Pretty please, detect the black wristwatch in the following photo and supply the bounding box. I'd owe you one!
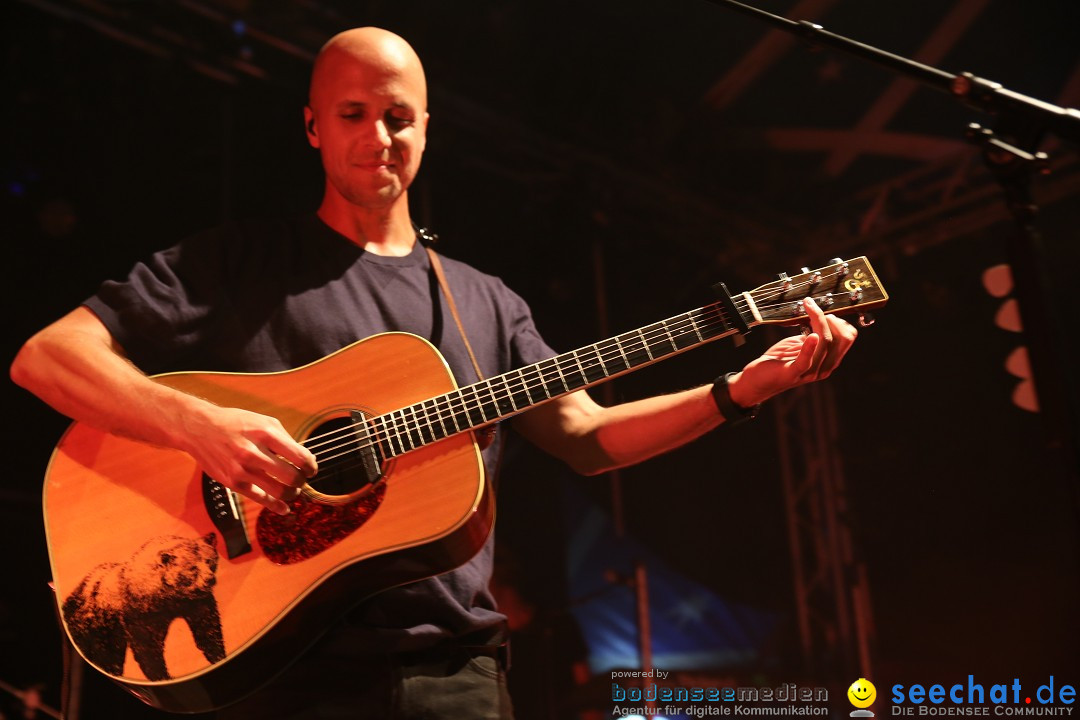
[711,372,761,425]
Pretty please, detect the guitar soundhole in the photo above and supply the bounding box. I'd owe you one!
[305,412,385,501]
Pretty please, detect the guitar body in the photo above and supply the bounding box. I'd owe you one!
[43,332,492,713]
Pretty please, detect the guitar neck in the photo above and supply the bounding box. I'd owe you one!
[372,299,743,459]
[346,255,888,461]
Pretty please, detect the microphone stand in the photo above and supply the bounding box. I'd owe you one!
[704,0,1080,480]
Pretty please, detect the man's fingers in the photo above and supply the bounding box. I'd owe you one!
[816,316,858,376]
[263,433,318,480]
[800,297,862,380]
[267,452,312,488]
[230,479,291,516]
[789,333,819,377]
[804,297,833,343]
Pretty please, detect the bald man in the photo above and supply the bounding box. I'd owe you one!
[12,28,856,719]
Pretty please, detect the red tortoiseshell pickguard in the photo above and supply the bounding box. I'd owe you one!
[256,485,387,565]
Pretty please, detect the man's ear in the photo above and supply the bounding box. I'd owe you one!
[418,111,430,153]
[304,106,319,148]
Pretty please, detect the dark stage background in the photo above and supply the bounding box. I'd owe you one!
[3,1,1080,718]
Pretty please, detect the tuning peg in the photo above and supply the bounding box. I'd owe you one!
[829,258,850,276]
[778,272,792,291]
[801,266,822,285]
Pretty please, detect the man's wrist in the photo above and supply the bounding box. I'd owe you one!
[711,372,761,424]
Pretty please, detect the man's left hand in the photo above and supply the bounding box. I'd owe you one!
[728,296,858,408]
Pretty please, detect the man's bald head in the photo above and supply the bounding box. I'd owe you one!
[310,27,427,110]
[304,27,430,217]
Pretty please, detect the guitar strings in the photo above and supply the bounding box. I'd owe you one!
[305,268,859,473]
[308,324,730,477]
[313,321,806,477]
[307,267,855,467]
[307,308,734,470]
[305,268,857,473]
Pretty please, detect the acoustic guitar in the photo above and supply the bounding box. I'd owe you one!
[43,257,887,712]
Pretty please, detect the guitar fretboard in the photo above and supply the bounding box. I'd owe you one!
[369,300,737,459]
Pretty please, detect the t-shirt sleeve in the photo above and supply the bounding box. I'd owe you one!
[83,228,236,374]
[496,279,558,369]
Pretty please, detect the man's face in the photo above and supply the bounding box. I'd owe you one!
[306,48,428,211]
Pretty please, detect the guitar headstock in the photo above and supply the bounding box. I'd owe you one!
[747,256,889,326]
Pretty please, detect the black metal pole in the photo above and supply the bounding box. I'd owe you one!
[704,0,1080,144]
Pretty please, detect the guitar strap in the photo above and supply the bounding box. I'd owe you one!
[426,246,486,384]
[424,244,498,450]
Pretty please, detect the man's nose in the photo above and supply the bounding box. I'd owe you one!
[361,119,392,149]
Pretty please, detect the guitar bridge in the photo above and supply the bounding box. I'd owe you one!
[202,475,252,559]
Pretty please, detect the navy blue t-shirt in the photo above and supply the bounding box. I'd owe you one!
[84,214,557,652]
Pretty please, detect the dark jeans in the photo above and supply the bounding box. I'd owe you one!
[217,645,514,719]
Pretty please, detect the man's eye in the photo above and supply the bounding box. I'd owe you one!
[388,115,413,128]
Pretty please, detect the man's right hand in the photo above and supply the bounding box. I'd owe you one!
[178,404,319,516]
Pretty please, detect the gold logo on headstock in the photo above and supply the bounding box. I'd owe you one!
[844,269,873,294]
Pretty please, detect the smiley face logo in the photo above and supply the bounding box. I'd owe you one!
[848,678,877,708]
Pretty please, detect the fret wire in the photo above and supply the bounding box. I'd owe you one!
[410,405,424,447]
[444,393,462,433]
[662,320,677,352]
[580,345,603,381]
[502,375,519,413]
[400,409,416,451]
[508,373,521,410]
[466,386,486,424]
[475,384,490,423]
[479,379,499,419]
[491,374,513,414]
[554,354,580,390]
[553,357,570,393]
[572,351,588,383]
[423,399,443,441]
[518,366,537,404]
[511,368,529,408]
[399,406,412,449]
[418,404,431,443]
[416,403,434,444]
[375,416,393,459]
[538,362,552,398]
[381,413,397,457]
[637,327,655,361]
[614,336,630,369]
[404,405,418,447]
[594,344,610,377]
[391,410,407,454]
[688,313,704,342]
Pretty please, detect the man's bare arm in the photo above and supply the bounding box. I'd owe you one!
[514,297,857,475]
[10,307,316,514]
